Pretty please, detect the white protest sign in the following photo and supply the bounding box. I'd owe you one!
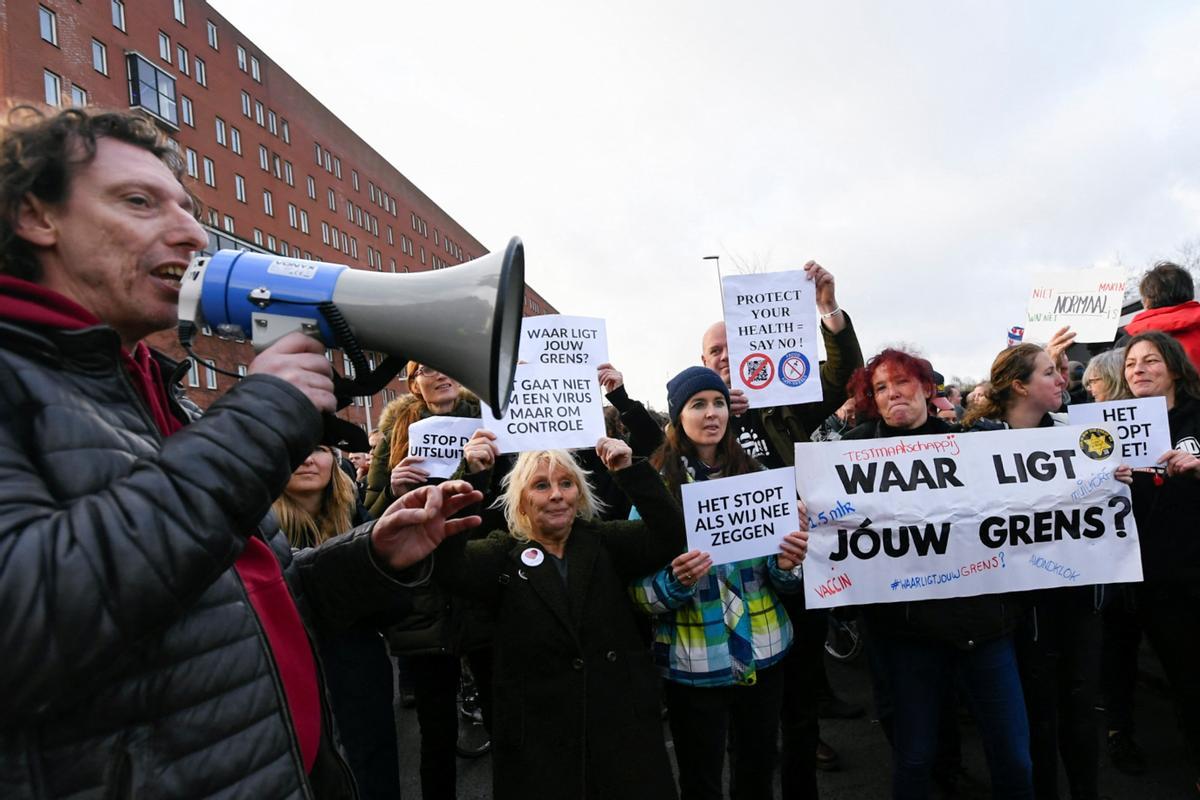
[1068,397,1172,469]
[682,468,799,566]
[406,416,481,479]
[1025,269,1126,344]
[722,270,823,409]
[518,314,609,367]
[793,426,1141,609]
[479,363,605,453]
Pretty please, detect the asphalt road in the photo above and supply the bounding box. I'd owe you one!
[394,643,1196,799]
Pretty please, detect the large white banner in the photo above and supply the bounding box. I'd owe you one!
[1068,397,1172,469]
[405,416,481,479]
[479,363,605,453]
[517,314,608,367]
[794,426,1142,608]
[722,271,823,409]
[682,468,800,567]
[1025,269,1126,344]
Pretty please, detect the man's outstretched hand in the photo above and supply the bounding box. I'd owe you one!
[371,481,483,571]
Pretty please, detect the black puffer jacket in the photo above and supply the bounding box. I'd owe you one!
[843,416,1018,649]
[0,320,416,799]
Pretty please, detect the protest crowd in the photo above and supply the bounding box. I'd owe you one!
[2,104,1200,800]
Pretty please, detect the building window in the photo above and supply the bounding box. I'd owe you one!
[158,32,171,61]
[314,142,322,165]
[127,55,178,127]
[223,215,234,234]
[236,45,246,71]
[214,116,225,146]
[230,126,241,154]
[352,170,360,191]
[299,210,309,234]
[173,0,186,25]
[287,203,297,229]
[236,364,247,377]
[327,188,335,211]
[267,234,276,251]
[272,154,281,179]
[389,258,396,272]
[254,101,263,126]
[70,85,87,107]
[324,150,331,171]
[206,208,218,226]
[333,157,341,179]
[39,6,57,45]
[43,70,61,107]
[185,147,198,178]
[206,20,218,49]
[321,221,329,245]
[250,56,261,82]
[306,175,316,199]
[202,157,215,187]
[180,95,193,126]
[258,144,268,171]
[234,174,246,202]
[176,44,189,75]
[283,161,293,186]
[281,119,290,143]
[253,228,263,245]
[241,91,251,117]
[205,361,218,390]
[91,39,108,74]
[345,200,352,221]
[187,359,199,387]
[267,110,276,135]
[194,57,206,86]
[111,0,125,32]
[262,190,273,216]
[386,225,393,245]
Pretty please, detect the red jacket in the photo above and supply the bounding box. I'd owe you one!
[1125,300,1200,370]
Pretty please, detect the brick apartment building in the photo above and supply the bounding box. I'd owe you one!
[0,0,555,432]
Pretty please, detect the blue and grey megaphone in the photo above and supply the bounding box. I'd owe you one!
[178,236,525,427]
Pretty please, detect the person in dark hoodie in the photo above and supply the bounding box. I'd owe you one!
[0,105,483,798]
[962,343,1131,800]
[843,348,1034,800]
[1120,331,1200,795]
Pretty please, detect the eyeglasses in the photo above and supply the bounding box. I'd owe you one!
[412,366,444,378]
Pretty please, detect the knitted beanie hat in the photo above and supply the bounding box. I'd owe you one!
[666,366,730,425]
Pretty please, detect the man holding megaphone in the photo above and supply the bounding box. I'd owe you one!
[0,105,501,798]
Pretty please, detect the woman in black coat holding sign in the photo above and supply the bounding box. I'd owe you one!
[432,436,683,800]
[1119,331,1200,794]
[844,348,1034,800]
[964,342,1131,800]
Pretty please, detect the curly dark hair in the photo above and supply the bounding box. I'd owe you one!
[0,104,194,280]
[1121,331,1200,404]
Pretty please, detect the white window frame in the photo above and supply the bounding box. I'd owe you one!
[230,126,241,154]
[43,70,61,107]
[254,101,264,126]
[241,91,251,117]
[222,215,234,233]
[287,203,297,229]
[158,32,171,62]
[206,20,218,49]
[202,157,215,187]
[187,359,199,387]
[185,147,198,178]
[262,189,273,217]
[281,119,290,143]
[194,57,206,86]
[180,95,194,126]
[299,210,309,234]
[205,361,218,390]
[250,56,261,82]
[39,6,57,45]
[236,45,246,71]
[176,44,189,75]
[111,0,125,32]
[306,175,316,199]
[70,85,87,107]
[258,144,269,171]
[173,0,186,25]
[92,39,108,74]
[214,116,225,146]
[234,174,246,203]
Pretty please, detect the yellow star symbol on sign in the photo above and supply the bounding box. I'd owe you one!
[1079,429,1114,459]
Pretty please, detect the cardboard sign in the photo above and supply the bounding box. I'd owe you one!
[722,270,823,409]
[405,416,481,479]
[683,468,800,566]
[518,315,608,367]
[479,363,605,453]
[1025,269,1126,344]
[1068,397,1172,469]
[794,426,1141,608]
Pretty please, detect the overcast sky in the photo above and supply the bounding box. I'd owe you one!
[212,0,1200,408]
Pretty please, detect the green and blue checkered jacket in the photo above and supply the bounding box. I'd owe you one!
[630,555,800,687]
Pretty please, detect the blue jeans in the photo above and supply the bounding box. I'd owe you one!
[873,633,1033,800]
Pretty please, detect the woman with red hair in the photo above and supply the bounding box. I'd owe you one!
[843,349,1033,799]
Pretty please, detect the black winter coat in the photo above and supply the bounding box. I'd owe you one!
[844,416,1018,649]
[1132,395,1200,583]
[0,320,417,799]
[435,460,683,800]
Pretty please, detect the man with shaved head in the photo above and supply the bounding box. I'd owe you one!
[702,261,862,800]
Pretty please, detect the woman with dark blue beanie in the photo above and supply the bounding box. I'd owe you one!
[631,365,809,800]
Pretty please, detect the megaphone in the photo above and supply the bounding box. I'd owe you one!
[178,237,525,444]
